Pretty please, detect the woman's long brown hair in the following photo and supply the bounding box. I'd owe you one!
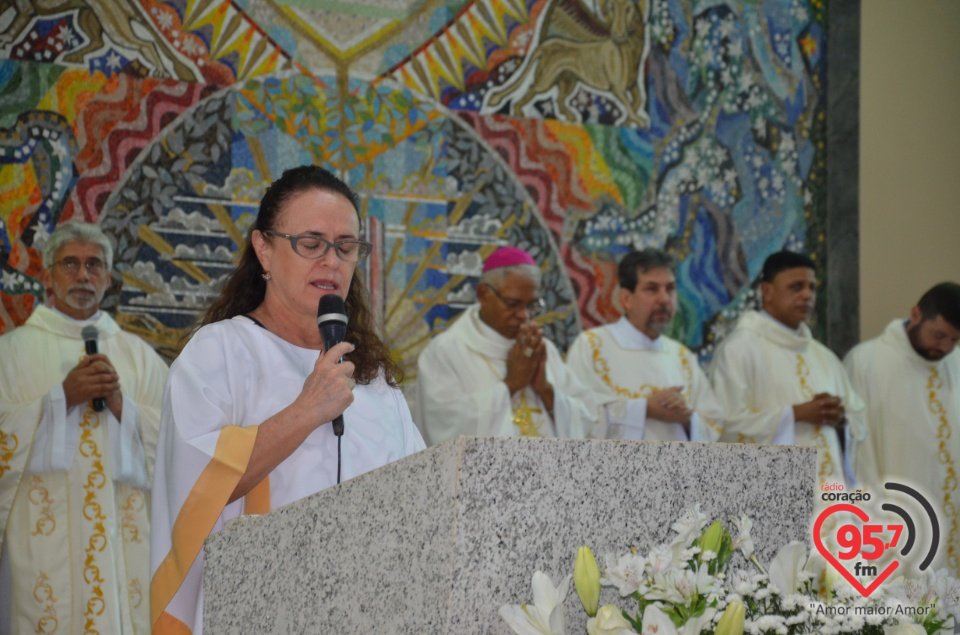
[195,165,402,387]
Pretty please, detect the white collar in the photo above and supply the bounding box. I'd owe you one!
[26,304,119,341]
[449,304,516,360]
[760,310,804,336]
[608,316,664,351]
[52,306,103,325]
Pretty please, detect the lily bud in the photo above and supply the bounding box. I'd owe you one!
[587,604,635,635]
[715,600,746,635]
[575,545,601,617]
[700,520,724,555]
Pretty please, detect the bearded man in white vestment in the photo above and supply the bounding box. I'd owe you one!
[416,246,600,446]
[150,166,425,635]
[845,282,960,574]
[566,249,722,442]
[0,221,168,635]
[710,250,866,487]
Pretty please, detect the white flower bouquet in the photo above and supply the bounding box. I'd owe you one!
[500,506,960,635]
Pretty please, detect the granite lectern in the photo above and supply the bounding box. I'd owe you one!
[203,436,816,634]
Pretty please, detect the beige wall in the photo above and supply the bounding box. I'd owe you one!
[860,0,960,340]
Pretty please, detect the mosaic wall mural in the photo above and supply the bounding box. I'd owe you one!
[0,0,828,387]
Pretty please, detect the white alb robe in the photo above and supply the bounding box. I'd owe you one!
[710,311,866,486]
[149,317,425,635]
[415,305,601,446]
[0,305,167,635]
[845,319,960,575]
[566,317,723,442]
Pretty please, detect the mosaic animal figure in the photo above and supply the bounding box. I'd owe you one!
[486,0,649,127]
[0,0,198,80]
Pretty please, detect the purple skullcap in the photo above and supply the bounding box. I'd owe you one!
[482,246,536,273]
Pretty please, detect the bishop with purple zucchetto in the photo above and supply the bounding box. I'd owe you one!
[414,246,601,445]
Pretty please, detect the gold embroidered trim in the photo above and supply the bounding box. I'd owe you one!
[28,475,56,536]
[929,367,959,572]
[0,430,18,478]
[129,578,143,610]
[33,572,59,634]
[678,348,694,402]
[122,490,146,544]
[796,354,814,400]
[586,331,652,399]
[479,354,544,436]
[586,330,689,401]
[797,354,834,480]
[512,391,544,437]
[814,427,835,480]
[79,409,107,634]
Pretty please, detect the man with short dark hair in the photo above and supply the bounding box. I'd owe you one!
[710,250,866,486]
[415,246,599,445]
[844,282,960,574]
[566,248,722,441]
[0,221,168,634]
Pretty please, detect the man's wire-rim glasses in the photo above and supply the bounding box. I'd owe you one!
[54,257,107,276]
[485,284,546,316]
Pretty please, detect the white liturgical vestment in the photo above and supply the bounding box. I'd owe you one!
[150,317,425,634]
[566,317,723,442]
[415,305,601,446]
[0,305,167,635]
[845,319,960,575]
[710,311,866,486]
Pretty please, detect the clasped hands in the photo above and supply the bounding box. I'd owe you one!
[63,353,123,419]
[793,392,846,427]
[646,386,693,431]
[505,322,554,412]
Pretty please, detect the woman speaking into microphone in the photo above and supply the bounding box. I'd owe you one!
[150,166,425,634]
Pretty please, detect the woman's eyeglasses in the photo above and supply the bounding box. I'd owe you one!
[263,230,373,263]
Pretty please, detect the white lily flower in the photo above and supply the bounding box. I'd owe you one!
[670,504,708,549]
[639,605,678,635]
[882,621,927,635]
[602,551,648,597]
[647,544,678,575]
[638,604,715,635]
[768,541,807,595]
[928,568,960,622]
[499,571,571,635]
[680,607,717,634]
[730,515,754,558]
[647,564,718,605]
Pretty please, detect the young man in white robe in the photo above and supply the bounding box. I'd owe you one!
[416,246,600,445]
[0,221,168,635]
[844,282,960,575]
[710,250,866,488]
[566,248,722,442]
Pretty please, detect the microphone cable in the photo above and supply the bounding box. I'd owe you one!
[337,435,342,484]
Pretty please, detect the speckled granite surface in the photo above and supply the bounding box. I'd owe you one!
[203,437,816,634]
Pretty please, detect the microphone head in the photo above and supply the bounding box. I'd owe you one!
[81,325,99,342]
[317,294,348,325]
[317,294,348,354]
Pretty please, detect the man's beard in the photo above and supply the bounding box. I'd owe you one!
[907,322,945,361]
[646,308,674,336]
[58,282,103,312]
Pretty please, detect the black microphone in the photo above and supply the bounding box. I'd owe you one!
[80,325,107,412]
[317,294,348,437]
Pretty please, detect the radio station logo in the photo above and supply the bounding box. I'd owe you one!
[814,481,939,597]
